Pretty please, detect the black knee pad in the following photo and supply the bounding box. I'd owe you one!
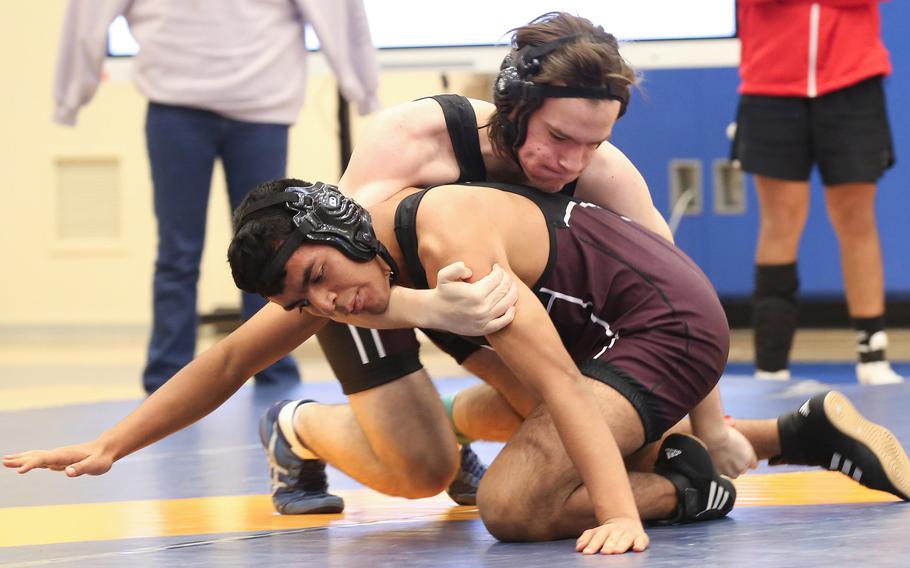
[753,264,799,372]
[754,263,799,302]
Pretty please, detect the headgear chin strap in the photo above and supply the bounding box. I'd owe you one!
[494,33,630,148]
[236,181,399,289]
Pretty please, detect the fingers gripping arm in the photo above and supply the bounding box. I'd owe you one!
[336,262,518,335]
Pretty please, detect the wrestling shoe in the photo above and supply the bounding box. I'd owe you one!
[259,400,345,514]
[755,369,791,381]
[446,444,486,506]
[653,434,736,524]
[856,361,905,385]
[771,391,910,500]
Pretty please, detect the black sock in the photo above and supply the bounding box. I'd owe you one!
[854,316,886,363]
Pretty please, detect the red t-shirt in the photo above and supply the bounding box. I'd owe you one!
[738,0,891,97]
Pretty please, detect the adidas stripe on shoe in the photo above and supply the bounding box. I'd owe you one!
[653,433,736,525]
[773,391,910,500]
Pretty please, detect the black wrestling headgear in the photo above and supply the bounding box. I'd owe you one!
[235,181,399,288]
[494,33,630,148]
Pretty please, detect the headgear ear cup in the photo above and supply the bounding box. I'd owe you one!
[493,53,524,147]
[236,182,399,290]
[516,48,542,77]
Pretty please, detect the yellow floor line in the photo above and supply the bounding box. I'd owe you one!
[0,490,475,548]
[0,471,901,548]
[735,470,899,506]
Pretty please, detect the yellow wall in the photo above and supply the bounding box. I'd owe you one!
[0,2,491,329]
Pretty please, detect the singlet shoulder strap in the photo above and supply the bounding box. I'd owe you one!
[394,182,567,295]
[393,189,432,290]
[422,95,486,182]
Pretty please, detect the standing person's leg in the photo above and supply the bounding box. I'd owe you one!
[733,94,815,380]
[825,183,901,384]
[752,177,810,378]
[143,103,218,394]
[824,184,882,317]
[815,76,902,385]
[222,118,299,386]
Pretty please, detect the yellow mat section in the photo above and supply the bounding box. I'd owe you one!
[0,490,474,548]
[735,470,899,506]
[0,471,900,548]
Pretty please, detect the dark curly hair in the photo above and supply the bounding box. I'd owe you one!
[227,178,302,297]
[487,12,638,160]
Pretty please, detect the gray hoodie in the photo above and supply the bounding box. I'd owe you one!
[54,0,381,125]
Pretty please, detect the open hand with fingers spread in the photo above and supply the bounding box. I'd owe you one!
[425,262,518,336]
[575,516,649,555]
[3,441,115,477]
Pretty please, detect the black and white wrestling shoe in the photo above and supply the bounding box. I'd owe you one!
[653,433,737,524]
[771,390,910,501]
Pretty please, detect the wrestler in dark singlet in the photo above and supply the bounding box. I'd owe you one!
[394,182,729,440]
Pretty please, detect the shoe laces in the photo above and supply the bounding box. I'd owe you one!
[291,458,330,493]
[458,446,487,483]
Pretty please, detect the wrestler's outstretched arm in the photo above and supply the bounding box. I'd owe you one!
[3,304,325,476]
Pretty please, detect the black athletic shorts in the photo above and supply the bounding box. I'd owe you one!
[315,322,486,395]
[731,75,895,185]
[316,323,424,395]
[317,319,721,446]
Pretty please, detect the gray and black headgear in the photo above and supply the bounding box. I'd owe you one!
[493,33,630,148]
[235,181,398,289]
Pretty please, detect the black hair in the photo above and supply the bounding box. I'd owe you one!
[227,178,303,297]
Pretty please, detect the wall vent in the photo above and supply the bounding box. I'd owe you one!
[55,158,121,242]
[669,159,703,216]
[713,159,746,214]
[668,159,702,235]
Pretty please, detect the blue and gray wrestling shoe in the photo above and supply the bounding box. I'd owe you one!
[446,444,487,506]
[259,400,345,514]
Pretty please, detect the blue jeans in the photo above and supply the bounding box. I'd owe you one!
[143,102,300,393]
